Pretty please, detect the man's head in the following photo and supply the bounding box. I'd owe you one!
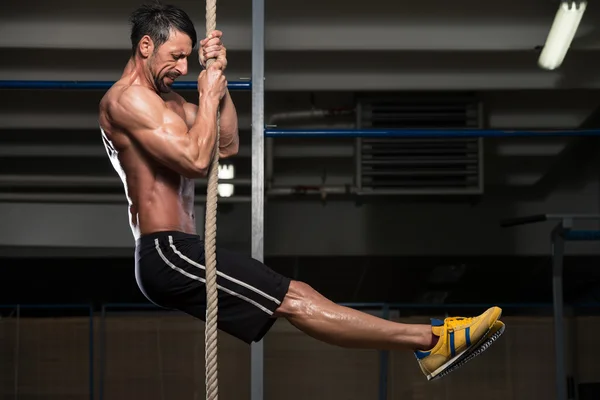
[129,1,197,93]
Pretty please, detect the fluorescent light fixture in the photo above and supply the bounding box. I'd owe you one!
[218,164,235,197]
[538,1,587,70]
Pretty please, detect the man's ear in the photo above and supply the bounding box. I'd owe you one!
[138,35,154,58]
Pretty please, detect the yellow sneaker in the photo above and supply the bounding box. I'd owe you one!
[414,306,504,381]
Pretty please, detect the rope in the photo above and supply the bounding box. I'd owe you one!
[203,0,220,399]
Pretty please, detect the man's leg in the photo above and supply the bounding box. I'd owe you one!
[272,280,504,381]
[137,234,503,380]
[274,280,437,351]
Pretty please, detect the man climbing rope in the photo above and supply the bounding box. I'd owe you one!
[98,1,505,382]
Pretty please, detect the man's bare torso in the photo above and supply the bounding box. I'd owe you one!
[98,82,197,240]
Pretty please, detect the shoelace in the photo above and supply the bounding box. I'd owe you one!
[445,316,473,328]
[446,316,469,323]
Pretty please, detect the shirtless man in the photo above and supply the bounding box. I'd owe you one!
[98,2,505,381]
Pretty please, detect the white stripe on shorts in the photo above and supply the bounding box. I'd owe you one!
[154,239,273,315]
[168,235,281,305]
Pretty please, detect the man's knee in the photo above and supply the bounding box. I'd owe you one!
[273,280,317,318]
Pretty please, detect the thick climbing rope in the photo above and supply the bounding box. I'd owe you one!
[203,0,220,399]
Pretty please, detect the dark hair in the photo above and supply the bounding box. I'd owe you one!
[129,1,197,55]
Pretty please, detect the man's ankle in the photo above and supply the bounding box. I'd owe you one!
[415,327,439,351]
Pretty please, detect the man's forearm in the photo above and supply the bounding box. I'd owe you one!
[217,90,239,153]
[188,93,220,170]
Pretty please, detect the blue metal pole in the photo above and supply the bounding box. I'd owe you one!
[89,301,600,311]
[0,304,92,309]
[264,128,600,138]
[379,305,390,400]
[0,80,251,91]
[563,230,600,241]
[552,226,568,400]
[338,302,387,309]
[89,305,94,400]
[99,305,106,400]
[102,303,161,309]
[386,302,556,309]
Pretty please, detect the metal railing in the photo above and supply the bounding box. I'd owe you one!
[0,304,94,400]
[1,301,599,400]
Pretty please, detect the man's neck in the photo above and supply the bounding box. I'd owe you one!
[121,57,159,94]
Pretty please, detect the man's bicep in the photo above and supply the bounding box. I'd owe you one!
[183,101,199,127]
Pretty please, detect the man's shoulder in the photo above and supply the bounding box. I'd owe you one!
[109,83,160,105]
[104,84,164,119]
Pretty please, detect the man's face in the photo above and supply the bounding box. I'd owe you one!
[148,30,192,93]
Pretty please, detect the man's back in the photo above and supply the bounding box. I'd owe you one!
[98,81,197,239]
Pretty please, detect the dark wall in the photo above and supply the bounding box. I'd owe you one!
[2,254,600,314]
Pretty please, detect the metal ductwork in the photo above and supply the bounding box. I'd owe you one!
[355,94,484,195]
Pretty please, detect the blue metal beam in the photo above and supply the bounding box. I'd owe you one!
[4,302,599,311]
[563,230,600,241]
[501,214,600,228]
[94,301,600,311]
[379,305,390,400]
[0,80,251,91]
[88,305,94,400]
[264,128,600,138]
[0,304,92,309]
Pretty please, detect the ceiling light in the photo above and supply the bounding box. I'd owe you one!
[538,1,587,70]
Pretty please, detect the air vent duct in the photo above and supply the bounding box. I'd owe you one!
[355,94,484,195]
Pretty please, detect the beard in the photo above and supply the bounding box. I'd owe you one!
[155,78,170,93]
[149,58,179,94]
[155,73,175,94]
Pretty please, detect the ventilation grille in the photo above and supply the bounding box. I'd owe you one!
[356,96,483,195]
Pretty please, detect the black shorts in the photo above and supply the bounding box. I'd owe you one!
[134,231,291,344]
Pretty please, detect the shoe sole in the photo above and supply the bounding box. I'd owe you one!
[427,321,505,381]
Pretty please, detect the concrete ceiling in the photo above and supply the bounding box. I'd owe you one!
[0,0,598,205]
[1,0,599,92]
